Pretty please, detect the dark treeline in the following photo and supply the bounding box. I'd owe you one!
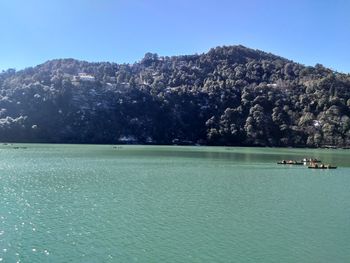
[1,45,350,146]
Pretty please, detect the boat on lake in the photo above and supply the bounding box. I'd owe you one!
[308,163,337,169]
[277,160,303,165]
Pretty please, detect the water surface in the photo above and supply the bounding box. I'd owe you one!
[0,145,349,262]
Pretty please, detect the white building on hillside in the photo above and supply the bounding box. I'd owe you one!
[78,73,95,82]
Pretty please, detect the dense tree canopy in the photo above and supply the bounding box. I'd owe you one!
[0,45,349,146]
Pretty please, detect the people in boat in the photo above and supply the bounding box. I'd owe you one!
[303,158,320,163]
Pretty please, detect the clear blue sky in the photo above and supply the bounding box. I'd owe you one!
[1,0,349,73]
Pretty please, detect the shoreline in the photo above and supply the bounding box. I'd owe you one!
[1,142,349,150]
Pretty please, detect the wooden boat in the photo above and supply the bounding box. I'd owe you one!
[277,161,303,165]
[308,165,337,169]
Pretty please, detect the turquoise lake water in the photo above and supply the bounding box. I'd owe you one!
[0,145,349,262]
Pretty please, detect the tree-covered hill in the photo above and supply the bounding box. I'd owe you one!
[1,45,350,146]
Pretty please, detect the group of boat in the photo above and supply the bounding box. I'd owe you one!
[277,158,337,169]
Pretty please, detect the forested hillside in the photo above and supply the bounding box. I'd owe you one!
[1,45,350,146]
